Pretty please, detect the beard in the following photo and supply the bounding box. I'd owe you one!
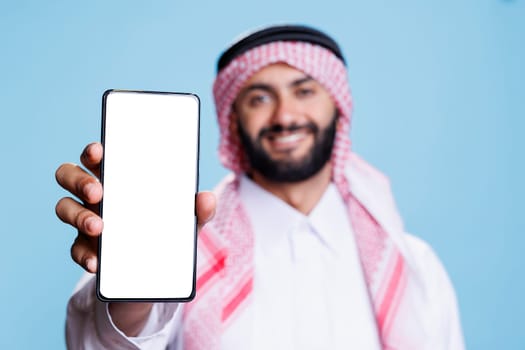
[237,113,338,183]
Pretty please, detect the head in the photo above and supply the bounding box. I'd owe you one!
[213,25,353,184]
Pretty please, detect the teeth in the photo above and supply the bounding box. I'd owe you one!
[274,133,303,144]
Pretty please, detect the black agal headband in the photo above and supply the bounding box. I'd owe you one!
[217,24,346,72]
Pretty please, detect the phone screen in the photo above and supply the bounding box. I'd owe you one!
[97,90,199,301]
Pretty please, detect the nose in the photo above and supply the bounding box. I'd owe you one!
[271,95,299,126]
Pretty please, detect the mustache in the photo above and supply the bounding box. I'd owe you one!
[258,123,318,139]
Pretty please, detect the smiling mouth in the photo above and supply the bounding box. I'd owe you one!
[268,132,306,147]
[262,124,316,152]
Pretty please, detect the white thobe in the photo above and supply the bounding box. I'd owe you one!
[220,176,381,349]
[65,176,462,349]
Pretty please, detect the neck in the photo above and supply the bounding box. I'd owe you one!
[250,163,332,215]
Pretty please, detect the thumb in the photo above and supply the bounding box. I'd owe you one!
[196,191,216,231]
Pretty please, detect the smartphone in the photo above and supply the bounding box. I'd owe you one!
[97,89,199,302]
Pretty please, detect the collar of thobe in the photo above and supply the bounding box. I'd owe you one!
[238,175,348,256]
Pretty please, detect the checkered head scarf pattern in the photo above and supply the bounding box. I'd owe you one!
[213,35,353,186]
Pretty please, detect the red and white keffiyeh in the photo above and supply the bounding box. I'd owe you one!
[181,41,428,349]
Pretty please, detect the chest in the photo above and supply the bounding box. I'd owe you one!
[220,212,381,350]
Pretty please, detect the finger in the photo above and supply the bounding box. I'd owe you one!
[196,191,216,231]
[71,234,99,273]
[56,197,103,236]
[80,142,103,179]
[55,163,103,205]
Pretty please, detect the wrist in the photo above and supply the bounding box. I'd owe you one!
[108,302,154,337]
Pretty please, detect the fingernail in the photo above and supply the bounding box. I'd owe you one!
[85,216,100,233]
[86,257,97,273]
[83,182,96,198]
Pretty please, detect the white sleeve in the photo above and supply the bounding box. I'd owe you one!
[66,273,182,350]
[405,235,466,350]
[429,248,465,350]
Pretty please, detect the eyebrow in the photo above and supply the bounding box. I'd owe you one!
[290,75,314,87]
[239,75,315,95]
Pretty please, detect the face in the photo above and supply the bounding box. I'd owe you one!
[233,63,338,182]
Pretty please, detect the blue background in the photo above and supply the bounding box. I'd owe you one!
[1,0,523,348]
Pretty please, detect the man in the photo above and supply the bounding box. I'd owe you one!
[56,25,464,349]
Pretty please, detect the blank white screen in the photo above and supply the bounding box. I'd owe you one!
[98,90,199,300]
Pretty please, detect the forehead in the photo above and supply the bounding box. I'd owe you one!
[241,63,314,87]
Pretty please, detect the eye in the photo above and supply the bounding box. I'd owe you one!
[247,93,271,107]
[295,87,316,98]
